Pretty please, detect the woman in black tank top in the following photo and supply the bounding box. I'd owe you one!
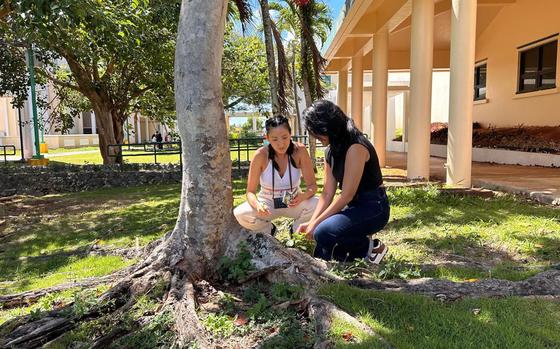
[298,100,390,263]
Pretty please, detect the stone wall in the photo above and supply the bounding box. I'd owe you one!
[0,163,247,197]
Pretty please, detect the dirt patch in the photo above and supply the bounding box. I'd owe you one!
[433,125,560,154]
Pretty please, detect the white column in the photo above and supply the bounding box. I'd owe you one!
[372,25,389,167]
[252,115,257,132]
[22,102,34,159]
[407,0,434,180]
[91,111,97,134]
[447,0,477,187]
[337,70,348,114]
[136,114,141,143]
[403,90,410,152]
[351,52,364,130]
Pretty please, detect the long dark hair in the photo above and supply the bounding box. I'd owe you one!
[265,115,296,170]
[302,99,363,158]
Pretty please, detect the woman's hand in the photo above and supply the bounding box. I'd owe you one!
[288,192,305,208]
[255,201,271,217]
[297,221,316,240]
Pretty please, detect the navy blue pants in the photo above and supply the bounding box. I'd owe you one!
[313,187,390,261]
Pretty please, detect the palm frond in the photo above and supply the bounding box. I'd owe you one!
[271,19,291,114]
[230,0,252,30]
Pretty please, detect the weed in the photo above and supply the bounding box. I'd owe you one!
[217,242,255,283]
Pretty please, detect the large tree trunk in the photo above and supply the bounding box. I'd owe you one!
[172,0,232,275]
[92,105,120,165]
[259,0,280,115]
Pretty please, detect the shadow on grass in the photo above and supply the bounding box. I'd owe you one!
[384,186,560,263]
[321,283,560,349]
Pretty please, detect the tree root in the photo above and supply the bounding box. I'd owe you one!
[0,268,133,310]
[307,297,391,348]
[348,269,560,301]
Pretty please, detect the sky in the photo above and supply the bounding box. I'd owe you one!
[323,0,345,20]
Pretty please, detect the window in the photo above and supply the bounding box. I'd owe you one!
[518,39,557,93]
[474,63,487,101]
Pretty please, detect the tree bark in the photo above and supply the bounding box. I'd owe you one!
[92,104,121,164]
[292,53,302,136]
[302,77,317,169]
[259,0,280,115]
[172,0,232,277]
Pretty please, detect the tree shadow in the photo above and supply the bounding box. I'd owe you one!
[322,284,560,349]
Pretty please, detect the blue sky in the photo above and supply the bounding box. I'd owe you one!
[323,0,345,19]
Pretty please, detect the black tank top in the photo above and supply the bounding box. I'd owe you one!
[325,136,383,194]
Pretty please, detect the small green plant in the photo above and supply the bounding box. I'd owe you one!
[217,242,255,283]
[218,293,237,314]
[202,313,235,337]
[330,259,373,280]
[113,310,175,348]
[246,294,271,320]
[68,289,99,317]
[270,282,304,303]
[375,255,422,280]
[283,231,316,253]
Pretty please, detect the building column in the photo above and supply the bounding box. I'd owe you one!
[372,25,389,167]
[91,111,97,135]
[337,70,348,114]
[447,0,477,187]
[351,51,364,130]
[407,0,434,180]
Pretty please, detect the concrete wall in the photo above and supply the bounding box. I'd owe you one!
[474,0,560,127]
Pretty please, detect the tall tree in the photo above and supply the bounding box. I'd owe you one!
[1,0,179,164]
[222,25,270,110]
[1,1,343,347]
[259,0,281,115]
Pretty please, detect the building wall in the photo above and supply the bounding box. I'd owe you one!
[474,0,560,127]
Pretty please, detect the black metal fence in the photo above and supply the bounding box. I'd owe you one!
[107,136,326,167]
[1,145,16,164]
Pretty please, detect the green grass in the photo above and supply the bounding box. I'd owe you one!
[1,173,559,337]
[383,185,560,281]
[321,283,560,349]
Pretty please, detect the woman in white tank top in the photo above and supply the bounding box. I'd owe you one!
[234,115,319,236]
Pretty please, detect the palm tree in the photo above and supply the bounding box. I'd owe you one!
[278,0,332,167]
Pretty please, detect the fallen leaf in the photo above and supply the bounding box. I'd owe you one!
[472,308,481,315]
[234,314,248,326]
[465,278,479,283]
[342,332,354,342]
[535,244,544,248]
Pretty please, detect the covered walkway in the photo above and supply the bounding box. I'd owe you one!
[386,151,560,206]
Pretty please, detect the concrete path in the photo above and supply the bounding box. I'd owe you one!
[386,152,560,206]
[2,150,98,162]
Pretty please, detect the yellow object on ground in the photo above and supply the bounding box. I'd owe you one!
[27,158,49,166]
[40,143,48,153]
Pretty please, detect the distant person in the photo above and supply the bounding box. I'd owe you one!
[298,100,390,264]
[234,115,318,236]
[155,130,163,149]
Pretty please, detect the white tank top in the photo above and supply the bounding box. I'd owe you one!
[259,158,301,200]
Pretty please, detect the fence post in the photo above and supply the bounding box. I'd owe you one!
[237,139,241,170]
[153,143,158,164]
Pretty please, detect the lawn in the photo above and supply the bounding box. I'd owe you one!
[1,174,558,347]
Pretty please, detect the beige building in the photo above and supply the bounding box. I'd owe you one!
[0,93,164,157]
[323,0,559,187]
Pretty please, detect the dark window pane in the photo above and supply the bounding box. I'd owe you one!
[479,87,486,98]
[542,41,557,71]
[521,74,537,91]
[541,71,556,88]
[479,64,487,86]
[521,48,539,74]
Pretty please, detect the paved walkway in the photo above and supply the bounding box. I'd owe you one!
[386,152,560,206]
[3,150,98,162]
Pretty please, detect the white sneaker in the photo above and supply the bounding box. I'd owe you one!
[366,238,388,265]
